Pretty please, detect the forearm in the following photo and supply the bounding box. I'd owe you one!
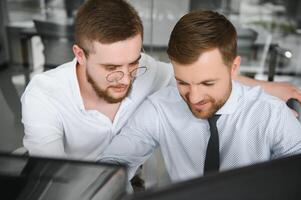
[100,133,155,178]
[233,75,268,89]
[23,127,66,158]
[99,155,141,180]
[99,123,158,180]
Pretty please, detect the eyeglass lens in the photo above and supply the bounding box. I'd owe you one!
[106,67,147,82]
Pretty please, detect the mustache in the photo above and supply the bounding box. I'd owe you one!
[184,94,215,105]
[192,99,212,105]
[108,84,128,89]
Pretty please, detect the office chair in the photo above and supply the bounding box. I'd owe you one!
[33,20,75,71]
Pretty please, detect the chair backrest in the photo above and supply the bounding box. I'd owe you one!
[33,20,75,70]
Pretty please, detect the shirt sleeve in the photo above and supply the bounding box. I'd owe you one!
[270,102,301,159]
[21,86,66,158]
[140,53,176,92]
[99,99,161,180]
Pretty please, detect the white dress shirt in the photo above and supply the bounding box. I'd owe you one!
[101,81,301,182]
[21,53,174,160]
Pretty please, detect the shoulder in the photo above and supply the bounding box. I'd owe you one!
[236,81,289,117]
[140,53,172,70]
[239,81,284,104]
[139,53,173,82]
[131,53,174,96]
[21,60,76,102]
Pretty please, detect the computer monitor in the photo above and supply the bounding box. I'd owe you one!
[0,153,127,200]
[127,154,301,200]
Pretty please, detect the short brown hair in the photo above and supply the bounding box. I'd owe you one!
[75,0,143,56]
[167,10,237,67]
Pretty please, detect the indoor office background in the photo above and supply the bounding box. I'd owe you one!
[0,0,301,186]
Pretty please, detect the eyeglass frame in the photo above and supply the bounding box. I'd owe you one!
[76,44,148,82]
[105,66,148,82]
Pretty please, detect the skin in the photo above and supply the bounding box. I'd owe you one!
[173,48,240,119]
[72,34,143,121]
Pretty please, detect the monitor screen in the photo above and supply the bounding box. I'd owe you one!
[0,153,127,200]
[127,154,301,200]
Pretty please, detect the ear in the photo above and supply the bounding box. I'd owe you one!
[230,56,241,78]
[73,44,86,66]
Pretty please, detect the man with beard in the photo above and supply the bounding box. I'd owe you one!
[21,0,175,159]
[100,10,301,183]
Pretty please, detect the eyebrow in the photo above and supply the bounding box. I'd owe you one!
[130,54,142,64]
[175,77,188,84]
[175,76,218,85]
[101,54,142,67]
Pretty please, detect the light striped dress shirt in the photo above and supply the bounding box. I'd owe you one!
[101,81,301,183]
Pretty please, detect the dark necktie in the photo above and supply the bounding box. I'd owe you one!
[204,114,221,175]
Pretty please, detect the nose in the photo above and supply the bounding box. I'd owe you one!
[188,85,205,104]
[118,68,131,85]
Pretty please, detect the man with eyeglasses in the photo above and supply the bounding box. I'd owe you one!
[22,0,301,162]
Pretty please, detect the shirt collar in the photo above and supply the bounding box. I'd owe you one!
[215,80,242,115]
[70,58,86,111]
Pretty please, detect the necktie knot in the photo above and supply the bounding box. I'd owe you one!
[208,114,221,127]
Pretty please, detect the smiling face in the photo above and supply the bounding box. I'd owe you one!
[74,34,143,103]
[173,48,240,119]
[167,11,240,118]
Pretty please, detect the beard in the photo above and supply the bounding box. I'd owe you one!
[86,72,132,104]
[182,84,231,119]
[186,96,225,119]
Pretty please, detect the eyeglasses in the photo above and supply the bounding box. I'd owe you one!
[106,66,148,82]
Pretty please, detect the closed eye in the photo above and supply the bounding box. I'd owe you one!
[177,81,189,86]
[129,62,139,68]
[202,82,215,86]
[105,65,119,71]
